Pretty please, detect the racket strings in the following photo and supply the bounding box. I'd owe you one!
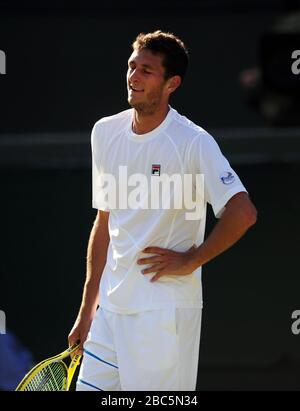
[24,361,68,391]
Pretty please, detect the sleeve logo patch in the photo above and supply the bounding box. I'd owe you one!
[220,171,235,185]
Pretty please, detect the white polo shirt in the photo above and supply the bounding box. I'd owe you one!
[92,107,247,314]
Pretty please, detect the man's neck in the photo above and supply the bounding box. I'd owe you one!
[132,105,170,135]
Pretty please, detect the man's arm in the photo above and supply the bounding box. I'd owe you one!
[68,209,110,354]
[191,191,257,268]
[137,192,257,282]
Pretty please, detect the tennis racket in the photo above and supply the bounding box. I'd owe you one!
[15,342,81,391]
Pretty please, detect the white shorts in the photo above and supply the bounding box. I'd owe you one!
[76,306,202,391]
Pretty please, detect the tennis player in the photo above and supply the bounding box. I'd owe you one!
[68,30,257,391]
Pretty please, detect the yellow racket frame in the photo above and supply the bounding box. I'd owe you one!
[15,342,81,391]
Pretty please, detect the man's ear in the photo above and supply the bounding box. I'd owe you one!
[167,75,182,94]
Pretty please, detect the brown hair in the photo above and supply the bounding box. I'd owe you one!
[132,30,189,81]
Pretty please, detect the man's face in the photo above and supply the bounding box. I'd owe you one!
[127,48,170,115]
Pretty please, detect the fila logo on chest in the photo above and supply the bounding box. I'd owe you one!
[151,164,161,176]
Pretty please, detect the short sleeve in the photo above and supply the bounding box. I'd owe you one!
[91,121,111,211]
[189,132,248,218]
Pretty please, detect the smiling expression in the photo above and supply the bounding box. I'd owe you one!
[127,48,172,115]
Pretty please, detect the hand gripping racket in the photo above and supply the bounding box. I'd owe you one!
[15,342,81,391]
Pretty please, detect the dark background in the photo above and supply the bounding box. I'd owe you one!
[1,0,300,390]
